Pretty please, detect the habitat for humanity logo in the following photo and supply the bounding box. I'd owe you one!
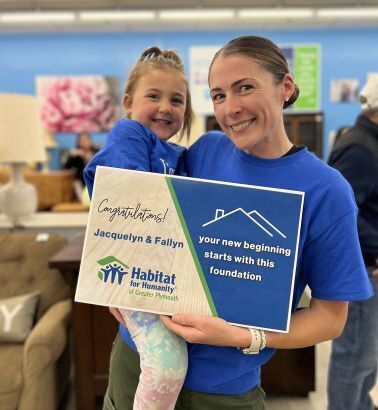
[97,256,129,285]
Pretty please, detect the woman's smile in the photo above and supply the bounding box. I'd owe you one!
[229,118,256,132]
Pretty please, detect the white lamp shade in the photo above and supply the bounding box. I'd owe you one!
[0,93,46,163]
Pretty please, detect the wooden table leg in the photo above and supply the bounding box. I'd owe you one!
[72,301,97,410]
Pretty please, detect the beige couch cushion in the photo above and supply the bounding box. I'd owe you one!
[0,344,23,410]
[0,292,40,342]
[0,233,69,320]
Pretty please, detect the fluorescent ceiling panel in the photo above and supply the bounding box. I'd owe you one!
[159,9,235,20]
[79,10,155,21]
[317,7,378,18]
[1,12,76,22]
[238,8,314,18]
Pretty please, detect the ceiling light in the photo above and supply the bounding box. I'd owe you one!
[159,9,235,20]
[1,12,76,23]
[79,10,155,21]
[317,8,378,18]
[238,8,314,19]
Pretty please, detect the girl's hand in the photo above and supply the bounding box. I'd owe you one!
[160,314,250,348]
[109,307,127,327]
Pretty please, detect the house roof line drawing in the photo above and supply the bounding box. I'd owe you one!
[202,207,286,239]
[249,210,286,239]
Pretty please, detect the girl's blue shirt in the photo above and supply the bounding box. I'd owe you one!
[84,119,185,198]
[84,118,186,367]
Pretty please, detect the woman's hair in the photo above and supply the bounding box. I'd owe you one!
[76,131,92,148]
[125,46,194,139]
[209,36,300,109]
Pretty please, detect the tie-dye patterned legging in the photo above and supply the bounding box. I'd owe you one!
[120,309,188,410]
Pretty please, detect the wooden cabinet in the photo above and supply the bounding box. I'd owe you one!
[284,113,323,158]
[206,112,323,158]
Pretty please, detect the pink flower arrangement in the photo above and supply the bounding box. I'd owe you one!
[37,76,120,132]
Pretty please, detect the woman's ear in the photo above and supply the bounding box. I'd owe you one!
[123,94,133,119]
[283,73,295,101]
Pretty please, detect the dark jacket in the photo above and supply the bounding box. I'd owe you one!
[328,114,378,266]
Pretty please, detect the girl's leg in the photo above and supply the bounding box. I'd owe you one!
[120,309,188,410]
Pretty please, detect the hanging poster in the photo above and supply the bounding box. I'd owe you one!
[330,79,359,103]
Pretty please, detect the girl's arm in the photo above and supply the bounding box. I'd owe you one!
[160,297,348,350]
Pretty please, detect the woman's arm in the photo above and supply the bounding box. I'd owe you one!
[160,297,348,350]
[265,298,348,348]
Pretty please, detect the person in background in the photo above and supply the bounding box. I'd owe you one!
[332,126,350,148]
[84,46,194,410]
[63,131,99,197]
[327,76,378,410]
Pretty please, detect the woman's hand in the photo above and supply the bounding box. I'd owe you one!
[109,307,127,327]
[160,314,250,348]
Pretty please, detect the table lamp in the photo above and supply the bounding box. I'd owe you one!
[0,93,46,226]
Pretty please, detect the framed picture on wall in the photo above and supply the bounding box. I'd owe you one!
[330,79,359,103]
[36,75,120,132]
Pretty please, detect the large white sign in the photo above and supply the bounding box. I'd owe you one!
[75,167,304,332]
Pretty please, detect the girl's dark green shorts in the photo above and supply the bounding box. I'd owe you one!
[103,333,265,410]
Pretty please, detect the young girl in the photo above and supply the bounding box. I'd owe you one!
[84,47,194,410]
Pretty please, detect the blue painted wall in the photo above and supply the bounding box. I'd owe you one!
[1,28,377,167]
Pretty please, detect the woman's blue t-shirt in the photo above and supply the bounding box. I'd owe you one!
[181,131,373,395]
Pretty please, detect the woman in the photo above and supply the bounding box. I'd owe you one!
[113,36,373,409]
[63,132,98,184]
[160,35,373,409]
[63,131,99,201]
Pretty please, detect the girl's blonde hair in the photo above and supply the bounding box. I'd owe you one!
[125,46,194,139]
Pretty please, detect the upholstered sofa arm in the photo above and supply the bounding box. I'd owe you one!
[23,299,71,379]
